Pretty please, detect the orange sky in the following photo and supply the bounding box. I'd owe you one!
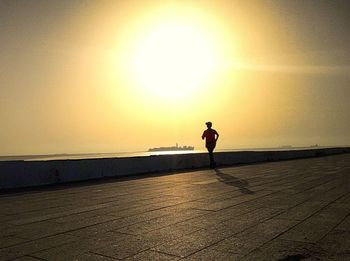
[0,0,349,155]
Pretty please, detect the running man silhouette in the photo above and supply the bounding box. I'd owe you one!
[202,121,219,168]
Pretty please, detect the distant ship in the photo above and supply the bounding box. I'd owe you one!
[148,143,194,152]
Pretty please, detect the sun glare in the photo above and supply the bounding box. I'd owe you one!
[131,21,218,101]
[114,4,234,107]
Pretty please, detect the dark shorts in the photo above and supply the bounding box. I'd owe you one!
[206,142,216,151]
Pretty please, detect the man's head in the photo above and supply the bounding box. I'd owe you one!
[205,121,212,129]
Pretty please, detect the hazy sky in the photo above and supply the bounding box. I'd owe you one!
[1,0,349,155]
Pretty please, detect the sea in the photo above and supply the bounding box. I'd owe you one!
[0,146,325,161]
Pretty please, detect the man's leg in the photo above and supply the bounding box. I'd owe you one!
[207,147,216,168]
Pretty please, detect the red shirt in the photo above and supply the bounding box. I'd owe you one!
[202,129,218,144]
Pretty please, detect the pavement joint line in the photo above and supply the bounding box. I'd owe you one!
[244,219,305,258]
[193,209,284,259]
[241,238,322,260]
[5,194,205,226]
[134,249,182,260]
[196,187,268,203]
[264,177,346,220]
[0,222,113,248]
[335,191,350,202]
[223,212,306,260]
[3,186,180,207]
[189,208,216,212]
[62,207,200,236]
[1,238,75,260]
[115,211,211,235]
[273,189,350,243]
[234,174,315,193]
[55,188,272,239]
[108,230,136,236]
[113,203,262,252]
[315,205,350,243]
[150,207,286,259]
[305,189,350,219]
[27,254,48,261]
[278,175,335,190]
[6,204,120,225]
[88,251,119,260]
[211,181,348,258]
[210,190,277,211]
[153,249,186,259]
[0,237,37,250]
[2,206,67,217]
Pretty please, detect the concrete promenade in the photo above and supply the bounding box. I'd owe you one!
[0,153,349,260]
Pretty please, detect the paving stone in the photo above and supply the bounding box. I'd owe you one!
[12,216,118,240]
[0,236,28,249]
[277,200,328,221]
[336,215,350,231]
[221,207,283,233]
[278,216,336,243]
[111,203,173,218]
[11,256,43,261]
[72,252,118,260]
[318,229,350,260]
[140,222,202,246]
[182,247,239,261]
[315,202,350,221]
[240,239,328,261]
[176,204,259,229]
[66,219,133,238]
[310,187,350,203]
[236,218,299,238]
[31,241,89,261]
[116,209,209,235]
[124,250,179,261]
[278,202,350,243]
[209,218,299,257]
[50,211,108,224]
[91,236,153,259]
[31,232,132,260]
[6,203,117,225]
[210,235,271,257]
[0,223,27,238]
[190,189,275,211]
[0,154,349,260]
[152,225,236,258]
[0,234,78,260]
[335,192,350,204]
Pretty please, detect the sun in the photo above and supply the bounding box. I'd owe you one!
[131,21,218,101]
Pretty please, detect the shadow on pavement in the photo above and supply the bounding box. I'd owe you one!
[214,168,255,194]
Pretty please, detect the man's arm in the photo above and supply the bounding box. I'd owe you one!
[202,131,205,140]
[215,131,219,141]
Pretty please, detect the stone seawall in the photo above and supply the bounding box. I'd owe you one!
[1,148,349,189]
